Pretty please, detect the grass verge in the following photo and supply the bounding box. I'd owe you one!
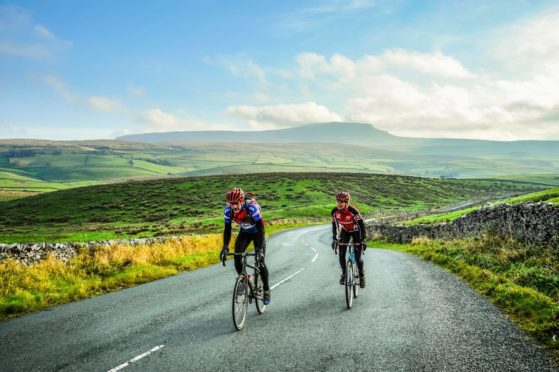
[370,235,558,358]
[0,221,320,320]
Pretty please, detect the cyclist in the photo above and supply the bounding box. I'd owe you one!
[331,191,367,288]
[220,188,271,305]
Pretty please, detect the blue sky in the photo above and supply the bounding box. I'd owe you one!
[1,0,559,140]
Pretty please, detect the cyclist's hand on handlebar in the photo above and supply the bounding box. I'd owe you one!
[362,241,368,251]
[331,239,338,254]
[220,246,229,266]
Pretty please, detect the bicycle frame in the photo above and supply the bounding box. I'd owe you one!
[230,252,263,301]
[336,239,361,309]
[224,252,266,330]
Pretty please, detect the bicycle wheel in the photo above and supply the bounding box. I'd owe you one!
[232,275,248,330]
[353,267,359,299]
[254,272,267,314]
[345,261,353,309]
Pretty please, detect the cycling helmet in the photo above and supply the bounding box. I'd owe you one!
[226,188,245,203]
[336,191,350,202]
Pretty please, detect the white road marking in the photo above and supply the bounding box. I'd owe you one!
[270,269,304,290]
[311,253,319,262]
[108,345,165,372]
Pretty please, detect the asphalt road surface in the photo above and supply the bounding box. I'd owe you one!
[0,225,556,371]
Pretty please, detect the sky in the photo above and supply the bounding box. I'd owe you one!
[1,0,559,141]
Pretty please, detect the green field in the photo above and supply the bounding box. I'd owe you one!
[2,140,559,200]
[407,187,559,225]
[0,172,543,243]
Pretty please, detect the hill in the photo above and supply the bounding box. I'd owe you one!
[117,122,559,159]
[2,122,559,200]
[116,122,397,145]
[0,172,542,243]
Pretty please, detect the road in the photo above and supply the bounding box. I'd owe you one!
[0,225,556,371]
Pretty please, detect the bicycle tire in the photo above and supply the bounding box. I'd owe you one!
[232,275,248,330]
[353,268,359,299]
[345,261,353,309]
[254,272,267,314]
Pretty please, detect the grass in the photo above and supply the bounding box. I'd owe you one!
[0,172,542,243]
[0,234,221,319]
[3,140,559,195]
[0,221,319,320]
[370,235,559,356]
[407,187,559,225]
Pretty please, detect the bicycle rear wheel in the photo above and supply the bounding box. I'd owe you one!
[254,272,267,314]
[232,275,248,330]
[345,261,353,309]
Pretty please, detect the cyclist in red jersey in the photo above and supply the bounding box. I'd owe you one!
[331,191,367,288]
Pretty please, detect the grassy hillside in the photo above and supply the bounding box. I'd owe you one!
[3,136,559,200]
[0,172,541,243]
[407,187,559,225]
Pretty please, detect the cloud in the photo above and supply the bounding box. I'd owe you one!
[295,50,473,82]
[206,55,268,85]
[227,21,556,140]
[0,5,71,59]
[41,75,75,102]
[139,108,226,132]
[87,96,126,113]
[0,121,28,137]
[379,49,474,79]
[225,102,343,130]
[491,8,559,75]
[129,85,146,97]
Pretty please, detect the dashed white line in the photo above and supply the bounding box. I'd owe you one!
[311,253,319,263]
[270,269,304,290]
[108,345,165,372]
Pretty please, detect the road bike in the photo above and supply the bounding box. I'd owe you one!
[334,240,360,309]
[222,252,266,330]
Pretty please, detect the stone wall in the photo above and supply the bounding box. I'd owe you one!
[0,236,179,265]
[3,202,558,265]
[366,203,559,247]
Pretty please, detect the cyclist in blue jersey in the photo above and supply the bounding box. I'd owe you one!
[220,188,271,305]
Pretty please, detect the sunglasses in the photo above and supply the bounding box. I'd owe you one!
[336,199,348,203]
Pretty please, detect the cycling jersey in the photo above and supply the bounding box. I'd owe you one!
[223,200,269,292]
[224,202,262,233]
[332,205,366,277]
[331,205,365,235]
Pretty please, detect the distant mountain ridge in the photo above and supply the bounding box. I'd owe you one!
[2,122,559,189]
[116,122,396,145]
[117,122,559,158]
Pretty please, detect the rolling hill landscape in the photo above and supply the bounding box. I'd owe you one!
[2,123,559,201]
[3,2,559,368]
[0,172,542,243]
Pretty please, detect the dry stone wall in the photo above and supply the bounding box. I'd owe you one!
[366,202,559,247]
[3,202,558,265]
[0,236,179,265]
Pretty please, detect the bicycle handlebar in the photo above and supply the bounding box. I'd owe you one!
[222,252,257,267]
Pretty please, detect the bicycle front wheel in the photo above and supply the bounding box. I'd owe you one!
[232,275,248,330]
[353,267,359,299]
[254,272,267,314]
[345,261,353,309]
